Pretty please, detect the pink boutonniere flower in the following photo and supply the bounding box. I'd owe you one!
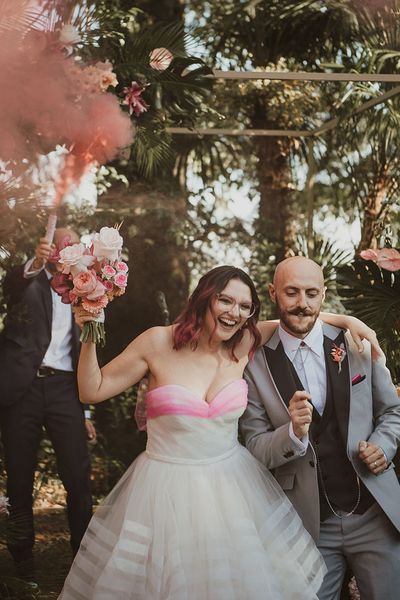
[331,342,346,373]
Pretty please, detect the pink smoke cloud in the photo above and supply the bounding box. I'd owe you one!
[0,2,134,206]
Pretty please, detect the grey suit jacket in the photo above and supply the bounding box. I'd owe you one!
[240,322,400,541]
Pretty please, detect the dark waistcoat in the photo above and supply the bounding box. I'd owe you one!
[264,331,374,521]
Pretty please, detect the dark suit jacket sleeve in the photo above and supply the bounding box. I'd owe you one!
[241,365,308,469]
[3,264,36,308]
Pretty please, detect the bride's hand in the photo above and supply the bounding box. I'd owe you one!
[73,306,97,330]
[345,316,382,360]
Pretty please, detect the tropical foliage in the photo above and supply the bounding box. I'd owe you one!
[337,258,400,381]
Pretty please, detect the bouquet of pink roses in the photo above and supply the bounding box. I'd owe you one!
[51,226,128,346]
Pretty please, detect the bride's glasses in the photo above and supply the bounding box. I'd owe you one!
[215,294,256,318]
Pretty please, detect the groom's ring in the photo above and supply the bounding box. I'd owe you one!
[374,461,378,467]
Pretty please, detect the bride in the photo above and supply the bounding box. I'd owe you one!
[59,265,376,599]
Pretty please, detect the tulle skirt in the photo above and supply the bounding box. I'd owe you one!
[59,445,325,599]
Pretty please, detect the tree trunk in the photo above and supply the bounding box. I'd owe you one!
[357,177,387,252]
[254,135,296,263]
[251,99,296,265]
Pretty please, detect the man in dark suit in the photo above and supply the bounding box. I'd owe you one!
[0,229,95,577]
[241,256,400,600]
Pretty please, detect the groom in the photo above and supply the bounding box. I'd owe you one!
[240,256,400,600]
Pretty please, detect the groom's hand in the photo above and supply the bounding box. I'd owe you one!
[359,441,388,475]
[288,391,313,439]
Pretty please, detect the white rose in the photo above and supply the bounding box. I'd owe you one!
[92,227,123,261]
[59,243,95,276]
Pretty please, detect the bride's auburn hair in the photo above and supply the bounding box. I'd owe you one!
[173,265,261,361]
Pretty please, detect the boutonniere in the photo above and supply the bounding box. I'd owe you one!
[331,342,346,373]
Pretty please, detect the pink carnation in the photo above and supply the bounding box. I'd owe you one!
[72,270,98,297]
[82,294,109,314]
[115,261,128,273]
[114,273,128,288]
[102,265,117,278]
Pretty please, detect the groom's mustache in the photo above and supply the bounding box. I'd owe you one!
[287,308,314,317]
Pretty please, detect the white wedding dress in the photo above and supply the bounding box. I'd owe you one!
[59,379,325,599]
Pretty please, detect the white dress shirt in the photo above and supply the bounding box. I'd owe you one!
[278,319,327,452]
[24,259,73,372]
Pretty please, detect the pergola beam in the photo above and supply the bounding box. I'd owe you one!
[165,127,310,137]
[211,70,400,83]
[166,85,400,138]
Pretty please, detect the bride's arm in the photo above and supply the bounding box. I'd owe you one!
[256,313,381,357]
[75,310,159,404]
[256,320,279,345]
[319,312,381,357]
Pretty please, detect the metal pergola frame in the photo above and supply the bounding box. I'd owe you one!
[165,70,400,255]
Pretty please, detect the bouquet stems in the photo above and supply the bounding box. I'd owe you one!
[80,321,106,347]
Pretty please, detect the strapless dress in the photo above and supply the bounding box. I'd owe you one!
[59,380,325,599]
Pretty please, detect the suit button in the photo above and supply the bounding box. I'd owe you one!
[314,438,319,445]
[309,460,315,468]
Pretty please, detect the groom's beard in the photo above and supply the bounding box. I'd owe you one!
[276,301,320,336]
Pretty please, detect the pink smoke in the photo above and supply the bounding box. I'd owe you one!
[0,1,133,207]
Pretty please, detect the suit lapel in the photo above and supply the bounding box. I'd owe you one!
[263,341,301,408]
[71,314,80,369]
[323,331,350,445]
[38,270,52,334]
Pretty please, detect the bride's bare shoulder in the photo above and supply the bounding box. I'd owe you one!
[127,325,173,353]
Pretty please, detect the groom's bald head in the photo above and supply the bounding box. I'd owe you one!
[269,257,326,338]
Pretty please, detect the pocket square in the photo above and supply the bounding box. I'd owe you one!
[352,373,366,386]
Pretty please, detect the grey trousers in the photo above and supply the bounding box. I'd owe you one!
[317,502,400,600]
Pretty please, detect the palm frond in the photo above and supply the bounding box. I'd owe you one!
[336,259,400,380]
[133,127,175,179]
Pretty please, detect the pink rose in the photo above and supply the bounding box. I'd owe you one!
[86,279,107,300]
[114,273,128,288]
[115,261,128,273]
[103,280,114,292]
[59,242,94,276]
[102,265,116,278]
[72,270,98,297]
[69,291,78,305]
